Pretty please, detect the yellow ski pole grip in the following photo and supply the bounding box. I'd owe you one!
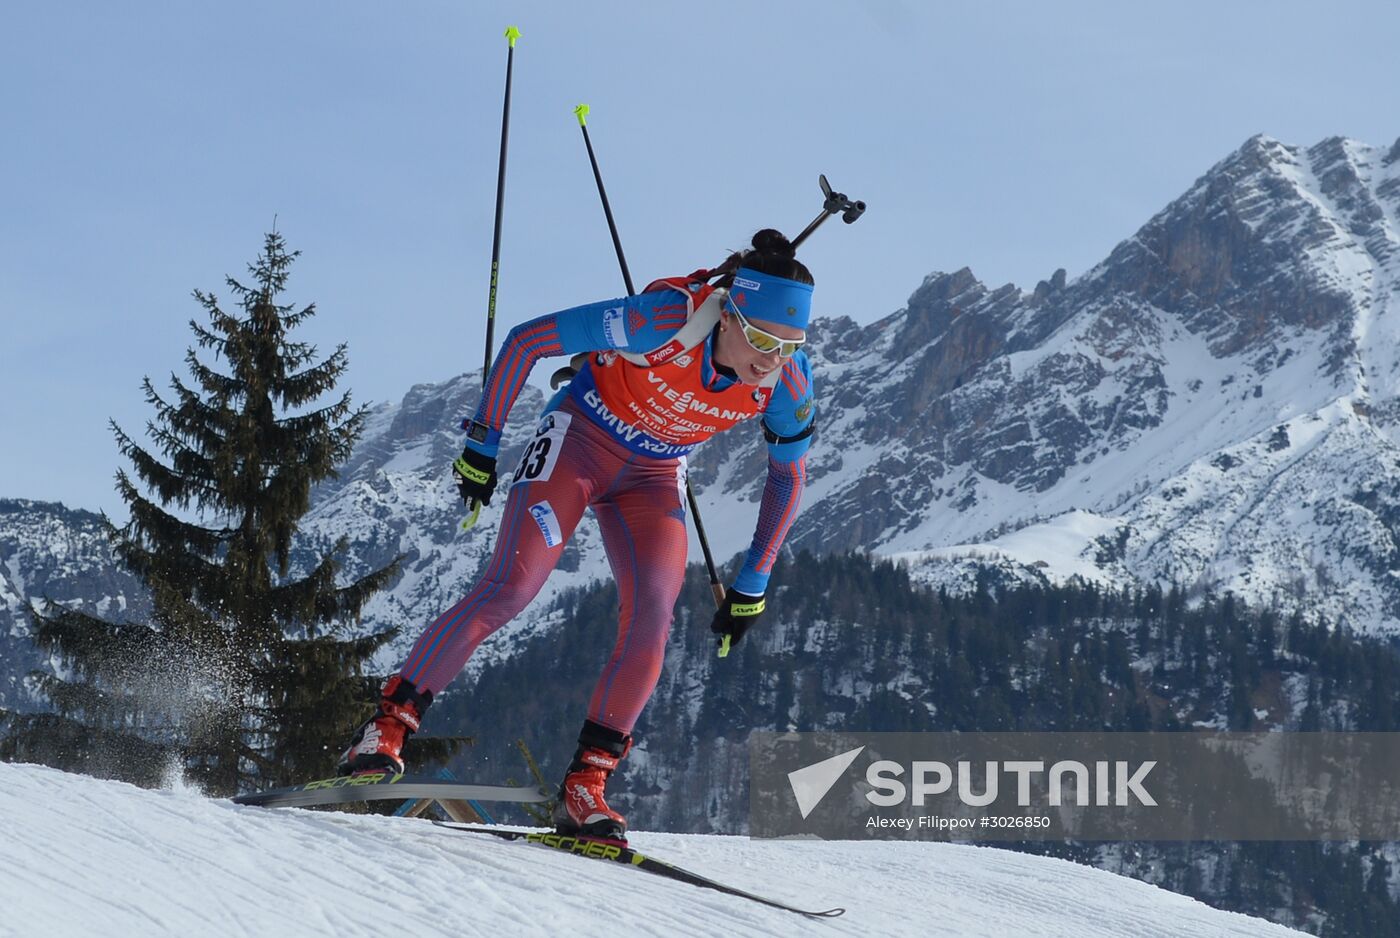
[504,26,521,47]
[574,104,590,127]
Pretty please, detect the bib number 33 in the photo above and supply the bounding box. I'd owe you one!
[513,412,571,484]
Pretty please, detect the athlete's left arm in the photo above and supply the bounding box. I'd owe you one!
[732,354,816,596]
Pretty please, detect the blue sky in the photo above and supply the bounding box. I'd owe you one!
[3,1,1398,516]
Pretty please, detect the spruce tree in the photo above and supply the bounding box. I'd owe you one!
[3,232,400,795]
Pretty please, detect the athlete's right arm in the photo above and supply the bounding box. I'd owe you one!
[463,289,689,456]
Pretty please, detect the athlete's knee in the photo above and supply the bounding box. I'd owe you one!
[619,609,673,661]
[631,585,681,627]
[489,542,560,600]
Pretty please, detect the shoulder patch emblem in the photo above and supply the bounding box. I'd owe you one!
[602,307,628,347]
[795,399,813,423]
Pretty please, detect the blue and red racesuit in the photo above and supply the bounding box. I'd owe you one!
[399,278,814,735]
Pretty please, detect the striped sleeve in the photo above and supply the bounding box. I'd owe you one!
[471,315,566,447]
[732,354,815,595]
[464,289,687,456]
[732,454,807,596]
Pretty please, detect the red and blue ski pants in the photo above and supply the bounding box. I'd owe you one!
[398,398,689,735]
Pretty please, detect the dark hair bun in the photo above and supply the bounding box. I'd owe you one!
[708,227,812,288]
[750,228,795,260]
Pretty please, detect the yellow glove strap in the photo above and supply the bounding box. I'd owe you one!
[731,598,765,617]
[453,456,492,485]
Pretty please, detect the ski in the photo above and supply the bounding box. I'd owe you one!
[434,822,845,919]
[232,772,550,810]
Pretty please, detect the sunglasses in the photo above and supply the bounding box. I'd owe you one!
[726,299,806,357]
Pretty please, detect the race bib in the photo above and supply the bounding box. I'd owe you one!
[512,411,571,485]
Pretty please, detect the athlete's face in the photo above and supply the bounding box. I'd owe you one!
[714,309,805,385]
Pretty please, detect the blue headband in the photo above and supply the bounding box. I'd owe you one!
[728,267,813,331]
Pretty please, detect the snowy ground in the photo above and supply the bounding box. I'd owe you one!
[2,762,1305,938]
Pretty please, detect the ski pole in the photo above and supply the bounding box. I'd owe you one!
[463,25,521,532]
[573,105,636,299]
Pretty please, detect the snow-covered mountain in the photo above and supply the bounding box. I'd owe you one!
[869,135,1400,633]
[0,500,148,710]
[1,760,1304,938]
[4,133,1400,679]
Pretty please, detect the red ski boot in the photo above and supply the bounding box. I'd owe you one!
[553,720,633,841]
[336,675,432,776]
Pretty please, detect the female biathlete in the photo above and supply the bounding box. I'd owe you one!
[336,229,816,841]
